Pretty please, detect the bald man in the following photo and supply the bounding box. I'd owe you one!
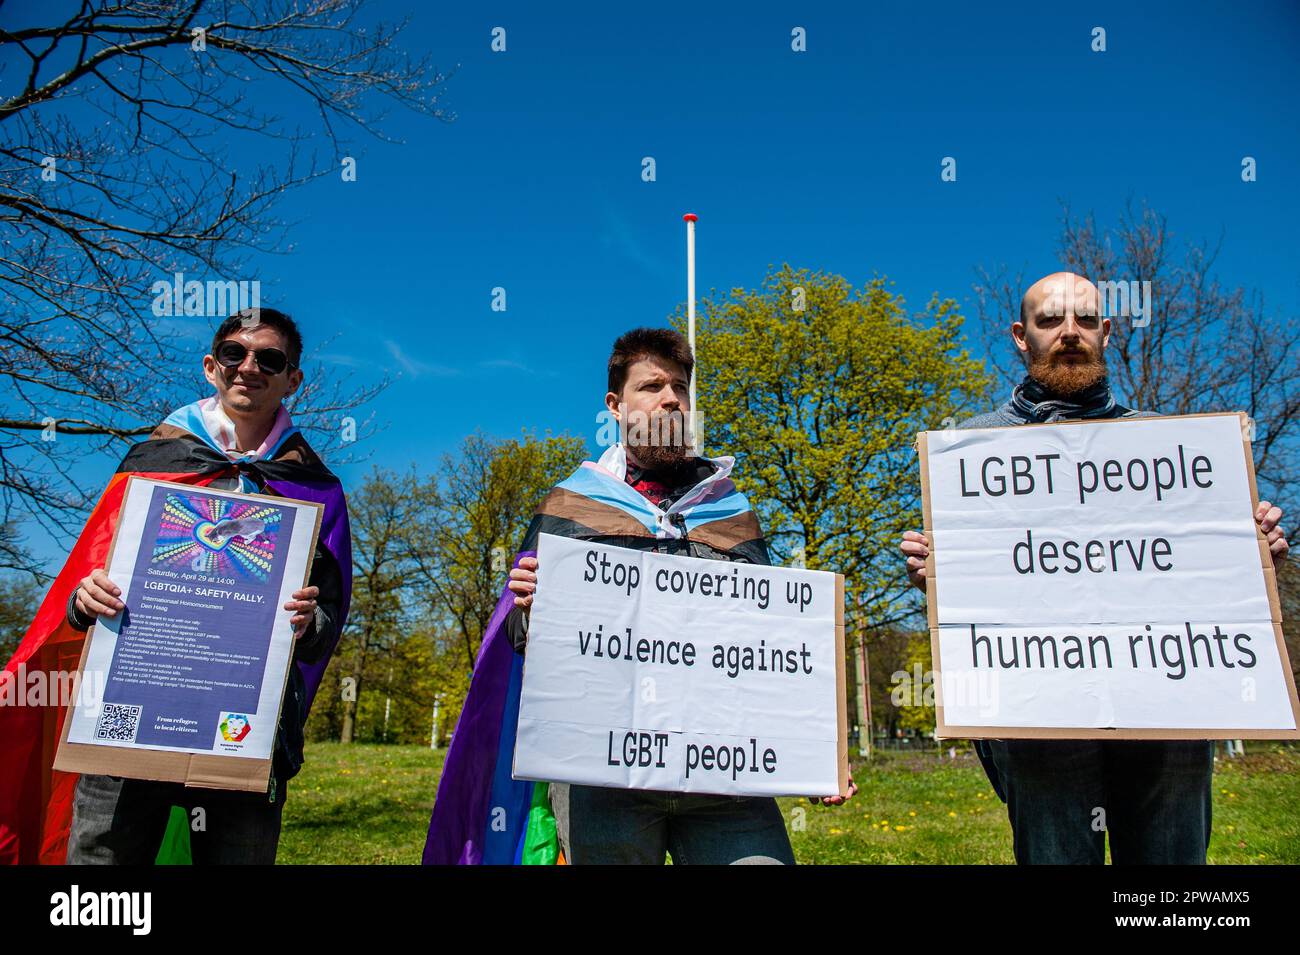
[899,271,1289,865]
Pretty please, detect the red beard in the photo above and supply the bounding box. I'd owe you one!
[1027,345,1107,396]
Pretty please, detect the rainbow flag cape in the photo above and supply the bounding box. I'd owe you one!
[422,445,769,864]
[0,403,351,865]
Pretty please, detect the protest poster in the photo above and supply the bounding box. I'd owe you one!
[513,533,848,796]
[55,476,323,791]
[918,412,1300,738]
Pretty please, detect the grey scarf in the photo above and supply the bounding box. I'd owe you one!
[1008,375,1117,423]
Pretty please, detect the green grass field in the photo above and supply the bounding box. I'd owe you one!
[278,742,1300,864]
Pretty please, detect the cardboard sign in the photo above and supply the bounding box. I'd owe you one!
[54,476,322,791]
[513,533,848,796]
[918,412,1300,739]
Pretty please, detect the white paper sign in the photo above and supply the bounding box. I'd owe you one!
[513,533,846,795]
[921,413,1299,736]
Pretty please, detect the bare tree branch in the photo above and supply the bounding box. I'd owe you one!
[972,201,1300,544]
[0,0,454,571]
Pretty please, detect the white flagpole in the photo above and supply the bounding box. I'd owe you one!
[683,213,700,451]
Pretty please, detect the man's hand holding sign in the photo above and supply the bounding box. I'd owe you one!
[74,568,322,641]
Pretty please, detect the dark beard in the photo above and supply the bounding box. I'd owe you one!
[626,410,690,469]
[630,441,689,469]
[1027,349,1107,397]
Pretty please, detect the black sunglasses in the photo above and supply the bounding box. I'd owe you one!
[214,340,297,375]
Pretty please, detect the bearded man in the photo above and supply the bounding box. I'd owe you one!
[424,327,854,865]
[899,272,1289,864]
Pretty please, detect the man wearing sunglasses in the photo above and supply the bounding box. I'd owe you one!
[0,307,352,865]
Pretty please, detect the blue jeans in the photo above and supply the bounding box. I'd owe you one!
[67,774,284,865]
[549,783,795,864]
[987,739,1214,864]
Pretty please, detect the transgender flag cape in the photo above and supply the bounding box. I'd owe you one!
[0,401,351,865]
[422,444,769,865]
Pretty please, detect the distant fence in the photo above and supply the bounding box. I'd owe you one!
[870,735,943,753]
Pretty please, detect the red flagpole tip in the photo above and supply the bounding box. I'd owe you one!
[682,213,698,222]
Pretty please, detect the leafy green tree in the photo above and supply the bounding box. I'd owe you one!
[864,626,911,741]
[678,265,991,635]
[893,631,937,735]
[0,574,41,664]
[312,432,585,746]
[333,468,419,743]
[677,266,990,741]
[406,431,586,672]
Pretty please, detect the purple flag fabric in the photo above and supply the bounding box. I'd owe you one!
[264,475,352,709]
[423,552,533,865]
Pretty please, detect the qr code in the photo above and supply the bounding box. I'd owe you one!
[95,703,142,742]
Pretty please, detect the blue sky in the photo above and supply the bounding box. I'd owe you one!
[267,0,1300,476]
[10,0,1300,570]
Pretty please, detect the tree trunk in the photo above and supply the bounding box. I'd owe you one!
[340,631,370,743]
